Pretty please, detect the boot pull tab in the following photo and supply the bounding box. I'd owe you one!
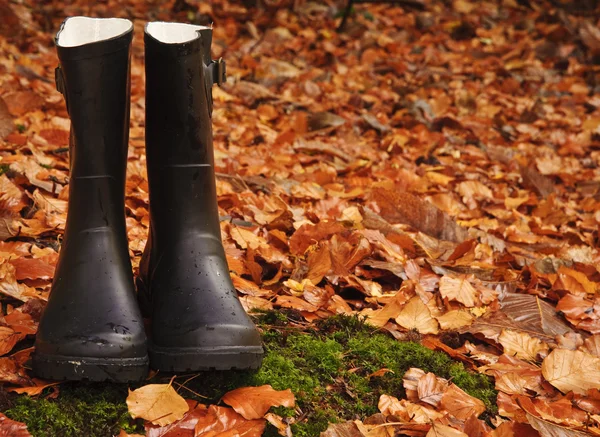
[203,58,226,116]
[207,58,226,87]
[55,66,69,113]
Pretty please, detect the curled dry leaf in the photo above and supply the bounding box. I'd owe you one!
[193,405,265,437]
[526,413,590,437]
[439,275,479,307]
[221,385,295,420]
[395,296,439,334]
[0,413,31,437]
[542,349,600,395]
[126,383,189,426]
[417,372,449,407]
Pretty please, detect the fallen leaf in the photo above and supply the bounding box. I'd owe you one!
[439,275,479,307]
[0,413,31,437]
[426,422,468,437]
[0,97,12,140]
[221,385,295,420]
[417,372,448,407]
[541,349,600,395]
[321,421,363,437]
[127,383,189,426]
[436,310,474,330]
[526,412,590,437]
[395,296,439,334]
[440,384,486,420]
[499,329,549,361]
[193,405,265,437]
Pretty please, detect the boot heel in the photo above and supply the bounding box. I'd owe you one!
[147,344,264,372]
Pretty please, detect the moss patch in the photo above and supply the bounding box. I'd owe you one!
[5,311,497,437]
[5,384,143,436]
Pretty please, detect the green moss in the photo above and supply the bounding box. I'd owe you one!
[5,312,497,437]
[5,383,143,437]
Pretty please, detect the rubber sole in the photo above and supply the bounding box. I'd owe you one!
[148,343,264,372]
[32,353,149,382]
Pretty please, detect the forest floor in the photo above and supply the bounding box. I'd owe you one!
[0,0,600,436]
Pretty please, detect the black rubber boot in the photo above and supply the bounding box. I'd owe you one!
[32,17,149,382]
[140,22,263,372]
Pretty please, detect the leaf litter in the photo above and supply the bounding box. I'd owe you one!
[0,0,600,435]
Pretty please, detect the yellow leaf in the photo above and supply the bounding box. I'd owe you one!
[395,297,439,334]
[126,383,188,426]
[439,275,479,307]
[498,329,549,361]
[436,310,474,330]
[542,349,600,394]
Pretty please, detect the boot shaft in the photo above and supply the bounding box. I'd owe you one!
[144,23,225,243]
[56,17,133,233]
[56,17,132,182]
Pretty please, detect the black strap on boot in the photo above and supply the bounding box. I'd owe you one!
[207,58,226,87]
[55,66,69,113]
[204,58,226,116]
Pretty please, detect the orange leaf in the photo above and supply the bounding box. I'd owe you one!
[193,405,265,437]
[395,296,439,334]
[221,385,295,420]
[0,413,31,437]
[439,275,479,307]
[541,349,600,395]
[440,384,486,421]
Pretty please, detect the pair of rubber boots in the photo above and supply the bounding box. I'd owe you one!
[31,17,263,383]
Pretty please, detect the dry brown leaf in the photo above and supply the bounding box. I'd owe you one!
[395,296,439,334]
[499,293,572,339]
[193,405,265,437]
[8,378,60,396]
[305,243,332,285]
[439,275,479,307]
[499,329,549,361]
[436,310,474,330]
[0,326,20,356]
[541,349,600,395]
[0,174,26,214]
[417,372,448,407]
[117,431,144,437]
[372,188,467,243]
[221,385,295,420]
[0,97,13,141]
[403,367,426,401]
[321,421,364,437]
[0,262,45,301]
[126,383,189,426]
[364,295,408,328]
[0,356,32,386]
[526,413,590,437]
[426,422,468,437]
[0,413,31,437]
[440,384,486,421]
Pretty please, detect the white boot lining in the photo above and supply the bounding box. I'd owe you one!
[146,22,210,44]
[57,17,132,47]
